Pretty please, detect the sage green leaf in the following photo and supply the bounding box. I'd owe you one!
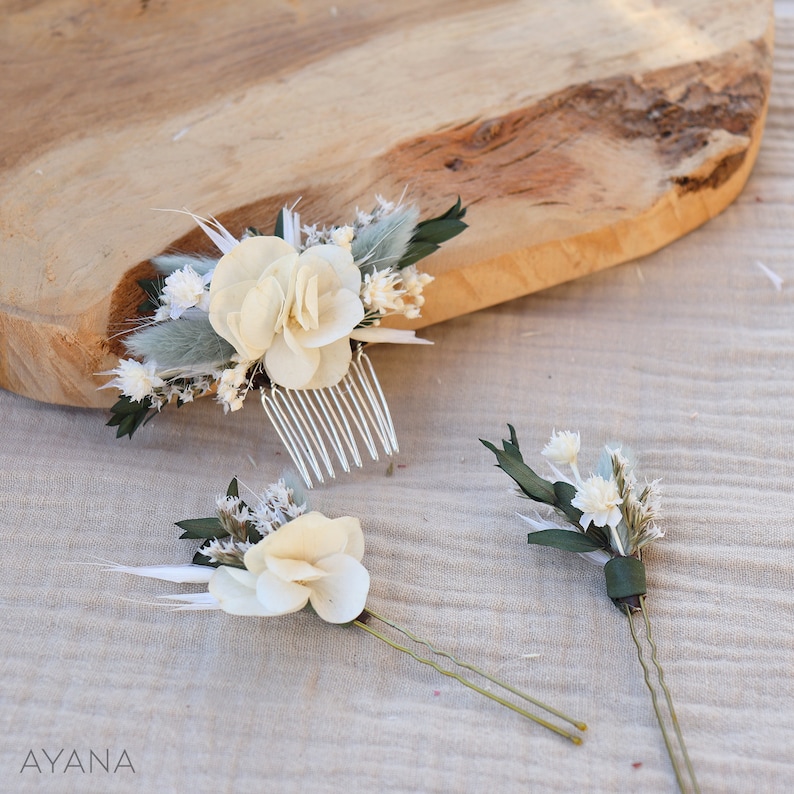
[396,197,467,269]
[526,529,605,552]
[501,439,522,457]
[107,397,153,439]
[115,414,137,438]
[191,547,220,568]
[553,480,584,525]
[124,314,234,370]
[480,438,556,504]
[151,253,217,277]
[109,395,149,416]
[396,241,440,269]
[176,518,229,540]
[604,556,647,600]
[585,523,610,549]
[273,208,286,239]
[351,205,417,272]
[412,217,468,245]
[226,477,239,499]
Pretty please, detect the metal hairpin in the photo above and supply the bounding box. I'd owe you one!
[261,345,398,488]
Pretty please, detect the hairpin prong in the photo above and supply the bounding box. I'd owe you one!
[297,389,353,474]
[261,349,398,488]
[351,347,398,455]
[313,387,360,470]
[261,387,329,487]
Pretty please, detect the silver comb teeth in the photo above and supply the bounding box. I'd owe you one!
[261,346,398,487]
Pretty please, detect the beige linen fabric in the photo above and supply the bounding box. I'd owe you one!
[3,13,794,794]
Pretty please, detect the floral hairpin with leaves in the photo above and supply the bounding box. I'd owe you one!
[102,196,466,486]
[107,475,587,744]
[482,427,700,793]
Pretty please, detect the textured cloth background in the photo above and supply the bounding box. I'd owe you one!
[2,7,794,794]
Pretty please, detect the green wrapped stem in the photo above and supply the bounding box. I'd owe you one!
[605,556,647,606]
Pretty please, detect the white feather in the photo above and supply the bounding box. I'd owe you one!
[105,563,215,584]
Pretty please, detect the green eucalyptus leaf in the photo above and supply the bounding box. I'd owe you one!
[122,412,150,437]
[396,241,440,269]
[226,477,239,499]
[412,218,468,246]
[109,395,148,416]
[604,556,647,600]
[526,529,605,552]
[176,518,229,539]
[417,195,467,226]
[191,547,220,568]
[553,480,584,525]
[115,414,136,437]
[501,439,522,457]
[395,198,467,269]
[273,208,286,239]
[108,397,154,439]
[584,523,610,549]
[481,437,556,504]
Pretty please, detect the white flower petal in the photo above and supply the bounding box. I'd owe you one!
[103,359,164,401]
[223,311,261,361]
[349,327,433,345]
[308,553,370,623]
[238,276,286,353]
[294,288,363,348]
[208,280,257,351]
[293,268,320,330]
[209,566,277,616]
[210,237,296,296]
[303,244,360,292]
[249,512,350,565]
[302,337,354,390]
[264,332,321,389]
[606,505,623,529]
[335,516,364,562]
[264,555,329,583]
[255,569,311,614]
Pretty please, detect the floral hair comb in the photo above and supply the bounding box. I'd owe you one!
[107,476,588,744]
[482,427,700,793]
[102,196,466,487]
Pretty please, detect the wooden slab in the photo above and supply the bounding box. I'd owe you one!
[0,0,773,407]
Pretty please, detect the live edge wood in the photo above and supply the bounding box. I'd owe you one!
[0,0,773,407]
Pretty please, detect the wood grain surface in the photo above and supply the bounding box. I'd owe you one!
[0,0,774,407]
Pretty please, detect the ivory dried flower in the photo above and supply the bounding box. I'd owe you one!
[209,511,369,623]
[160,265,213,319]
[571,475,623,530]
[103,359,164,402]
[209,237,364,389]
[541,430,581,467]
